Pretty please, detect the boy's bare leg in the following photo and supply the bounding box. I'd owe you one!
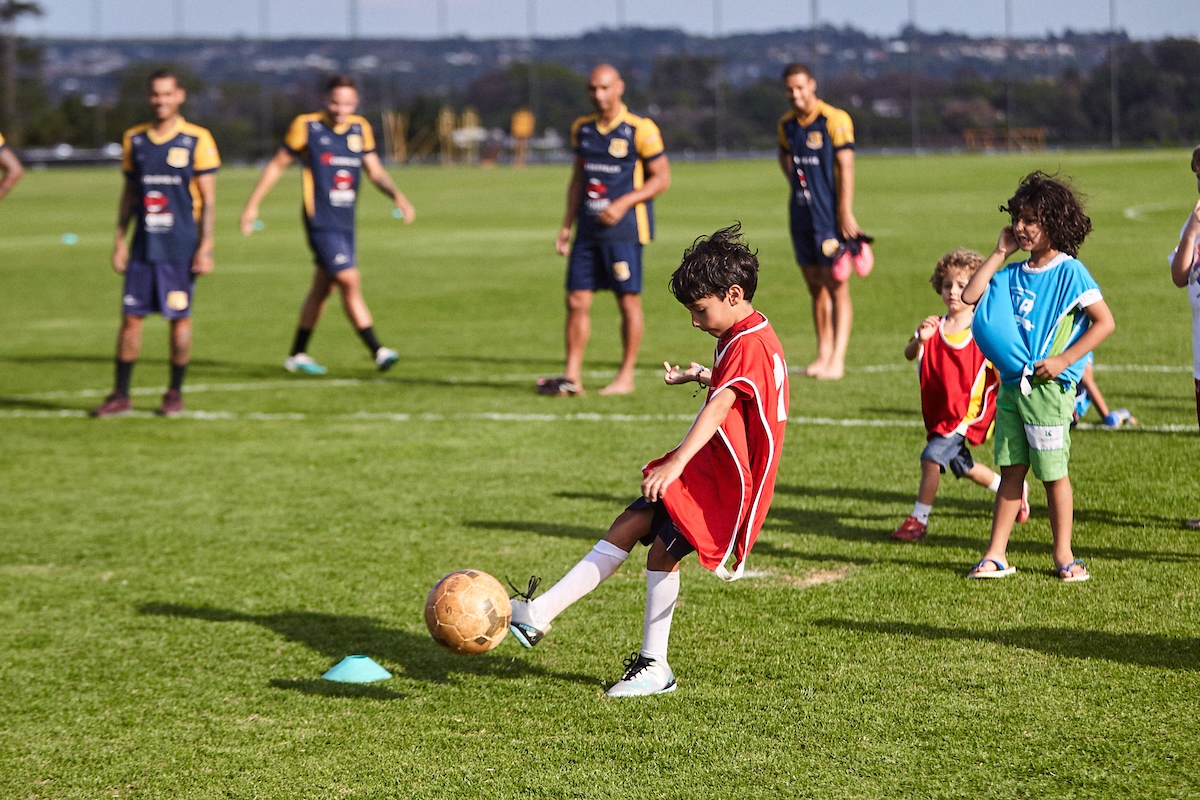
[801,266,834,376]
[1079,362,1111,418]
[971,464,1028,573]
[563,289,593,388]
[965,463,999,490]
[117,314,144,361]
[916,459,942,505]
[599,292,642,395]
[1045,476,1083,576]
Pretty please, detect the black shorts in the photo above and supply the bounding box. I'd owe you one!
[628,496,695,560]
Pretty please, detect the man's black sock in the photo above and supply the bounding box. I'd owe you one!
[291,328,313,356]
[169,363,187,391]
[115,359,135,396]
[357,326,382,354]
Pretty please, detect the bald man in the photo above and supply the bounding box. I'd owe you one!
[539,64,671,397]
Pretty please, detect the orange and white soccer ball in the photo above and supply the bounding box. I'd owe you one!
[424,569,512,655]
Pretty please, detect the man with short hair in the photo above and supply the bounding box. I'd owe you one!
[92,69,219,418]
[539,63,671,397]
[778,62,864,381]
[240,74,415,376]
[0,129,24,201]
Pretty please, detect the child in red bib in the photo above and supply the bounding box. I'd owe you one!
[509,224,789,696]
[892,249,1029,542]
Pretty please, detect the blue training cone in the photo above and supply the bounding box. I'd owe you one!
[322,655,392,683]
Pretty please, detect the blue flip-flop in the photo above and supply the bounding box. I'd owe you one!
[967,558,1016,579]
[1057,559,1090,583]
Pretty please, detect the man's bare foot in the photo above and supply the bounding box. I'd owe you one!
[598,380,634,396]
[804,360,828,376]
[814,364,844,381]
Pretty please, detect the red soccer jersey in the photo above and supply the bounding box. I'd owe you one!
[644,312,789,580]
[918,319,998,446]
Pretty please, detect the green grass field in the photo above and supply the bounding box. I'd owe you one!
[2,151,1199,799]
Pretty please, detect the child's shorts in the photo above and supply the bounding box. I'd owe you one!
[628,497,695,560]
[921,433,975,478]
[994,380,1075,482]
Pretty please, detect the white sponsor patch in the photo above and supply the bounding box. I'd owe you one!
[1024,423,1065,451]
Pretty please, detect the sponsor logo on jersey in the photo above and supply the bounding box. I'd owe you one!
[166,290,189,311]
[166,147,190,169]
[330,169,356,206]
[608,137,629,158]
[806,131,824,149]
[320,152,362,168]
[346,133,363,153]
[584,161,621,174]
[584,177,611,215]
[143,191,175,229]
[143,174,183,185]
[613,261,631,282]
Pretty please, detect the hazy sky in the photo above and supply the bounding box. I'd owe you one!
[21,0,1196,41]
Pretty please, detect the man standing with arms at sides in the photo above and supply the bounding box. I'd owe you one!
[778,62,864,380]
[240,74,415,376]
[92,69,219,418]
[0,129,24,201]
[538,63,671,397]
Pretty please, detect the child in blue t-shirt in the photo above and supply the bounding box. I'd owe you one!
[961,171,1115,582]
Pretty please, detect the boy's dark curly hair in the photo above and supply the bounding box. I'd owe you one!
[669,223,759,304]
[1000,171,1092,256]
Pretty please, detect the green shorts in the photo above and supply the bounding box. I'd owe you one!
[994,380,1075,482]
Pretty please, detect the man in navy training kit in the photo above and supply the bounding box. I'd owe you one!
[540,63,671,396]
[92,69,220,418]
[240,73,416,376]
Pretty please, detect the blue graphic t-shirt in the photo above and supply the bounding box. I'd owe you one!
[973,253,1102,388]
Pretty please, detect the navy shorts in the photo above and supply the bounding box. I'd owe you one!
[628,496,695,560]
[788,205,839,268]
[567,239,643,293]
[306,227,356,274]
[121,260,195,319]
[921,433,975,479]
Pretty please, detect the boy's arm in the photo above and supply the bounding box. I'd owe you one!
[1033,299,1115,381]
[1170,198,1200,288]
[962,226,1018,305]
[642,388,738,502]
[904,315,941,361]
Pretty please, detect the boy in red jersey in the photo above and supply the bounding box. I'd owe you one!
[892,249,1029,541]
[510,224,789,696]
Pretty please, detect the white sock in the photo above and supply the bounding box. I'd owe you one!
[640,569,680,663]
[988,475,1001,492]
[912,502,932,524]
[532,539,629,624]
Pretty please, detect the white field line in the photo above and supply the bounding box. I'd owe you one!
[4,362,1187,404]
[1124,201,1179,220]
[0,407,1192,433]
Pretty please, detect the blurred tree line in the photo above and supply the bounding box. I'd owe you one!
[2,35,1198,159]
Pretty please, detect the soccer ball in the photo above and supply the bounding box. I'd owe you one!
[424,569,512,656]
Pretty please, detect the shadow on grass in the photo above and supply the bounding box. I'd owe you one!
[770,483,1199,563]
[138,603,598,696]
[464,520,600,540]
[814,618,1200,671]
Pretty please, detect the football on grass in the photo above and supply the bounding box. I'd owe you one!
[424,570,512,655]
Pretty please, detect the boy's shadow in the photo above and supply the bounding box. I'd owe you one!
[814,618,1200,672]
[138,603,598,698]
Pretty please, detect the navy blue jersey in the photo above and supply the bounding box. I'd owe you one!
[122,119,220,264]
[571,105,664,245]
[778,101,854,238]
[285,112,376,233]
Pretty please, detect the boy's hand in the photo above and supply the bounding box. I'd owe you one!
[1034,354,1069,381]
[996,225,1019,257]
[916,316,940,341]
[1186,197,1200,235]
[642,459,684,503]
[663,361,706,385]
